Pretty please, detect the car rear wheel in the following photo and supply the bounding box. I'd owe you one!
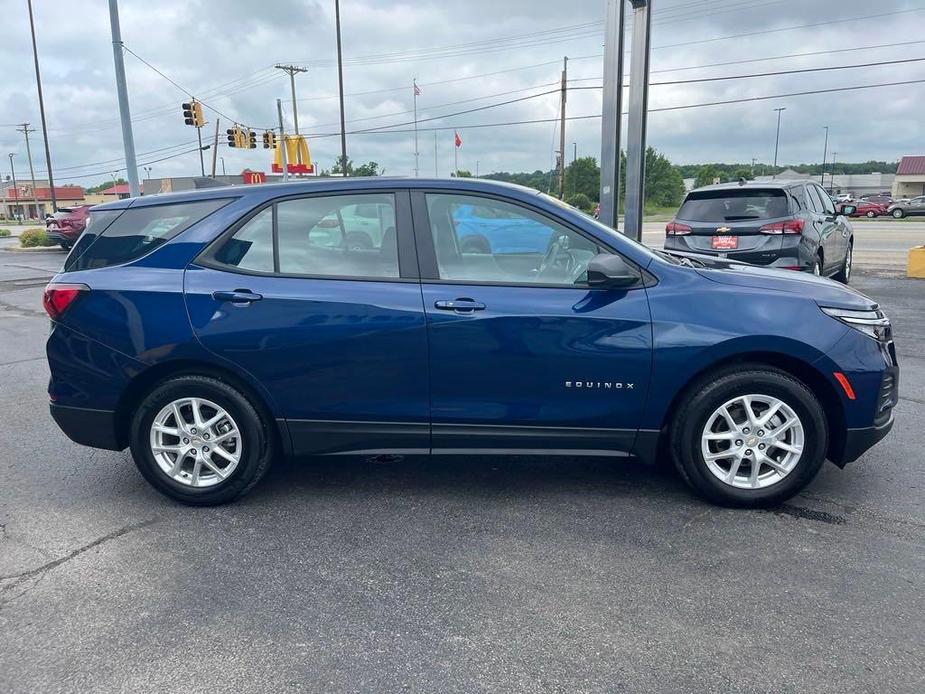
[865,210,877,218]
[129,375,274,505]
[669,366,827,507]
[834,241,852,284]
[891,208,904,219]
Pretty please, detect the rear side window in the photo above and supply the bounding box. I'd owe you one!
[65,199,230,271]
[677,189,790,222]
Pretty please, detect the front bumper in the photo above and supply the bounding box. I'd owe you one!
[50,402,124,451]
[838,414,894,465]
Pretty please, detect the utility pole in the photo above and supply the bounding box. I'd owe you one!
[831,151,837,191]
[751,157,757,177]
[433,131,438,176]
[211,118,220,176]
[557,56,568,199]
[8,153,18,221]
[820,125,829,189]
[274,65,307,135]
[412,78,420,176]
[772,106,786,178]
[277,99,289,182]
[220,157,226,176]
[108,0,139,198]
[27,0,57,212]
[334,0,348,175]
[599,0,626,229]
[624,0,653,241]
[15,124,40,218]
[476,160,479,177]
[196,126,205,176]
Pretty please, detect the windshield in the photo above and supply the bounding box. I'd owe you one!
[538,193,664,263]
[677,189,790,222]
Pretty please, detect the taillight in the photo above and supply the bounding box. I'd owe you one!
[666,221,692,235]
[43,283,88,320]
[759,219,804,234]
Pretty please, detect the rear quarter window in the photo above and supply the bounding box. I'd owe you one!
[677,189,790,222]
[65,199,230,271]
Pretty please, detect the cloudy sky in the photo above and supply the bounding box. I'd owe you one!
[1,0,923,188]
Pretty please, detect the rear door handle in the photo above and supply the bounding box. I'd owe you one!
[434,298,486,313]
[212,289,263,304]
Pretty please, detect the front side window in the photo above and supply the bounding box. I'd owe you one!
[813,186,836,214]
[425,193,600,285]
[66,199,230,271]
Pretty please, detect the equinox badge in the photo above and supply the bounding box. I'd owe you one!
[565,381,634,390]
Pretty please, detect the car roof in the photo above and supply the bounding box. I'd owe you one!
[689,180,808,194]
[89,177,544,211]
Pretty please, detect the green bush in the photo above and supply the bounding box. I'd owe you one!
[565,192,593,212]
[19,228,56,248]
[0,228,11,237]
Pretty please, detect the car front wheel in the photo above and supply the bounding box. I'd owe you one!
[891,208,904,218]
[129,375,274,505]
[670,366,828,507]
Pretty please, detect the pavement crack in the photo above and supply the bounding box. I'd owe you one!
[0,356,46,367]
[0,518,157,602]
[899,395,925,406]
[769,504,848,525]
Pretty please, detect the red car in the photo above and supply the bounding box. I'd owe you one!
[839,200,885,218]
[45,205,92,249]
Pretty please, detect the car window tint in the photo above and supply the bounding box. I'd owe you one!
[677,189,790,222]
[277,194,398,278]
[67,199,230,271]
[425,193,600,285]
[212,207,274,273]
[814,186,836,214]
[805,186,824,213]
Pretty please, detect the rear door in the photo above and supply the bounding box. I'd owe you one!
[674,188,789,264]
[412,191,652,455]
[185,189,430,456]
[807,184,842,271]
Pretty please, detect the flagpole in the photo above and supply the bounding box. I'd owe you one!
[454,133,458,176]
[412,78,419,177]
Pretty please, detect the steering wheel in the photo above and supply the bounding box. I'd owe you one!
[538,234,575,278]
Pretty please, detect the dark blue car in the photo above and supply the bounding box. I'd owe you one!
[44,178,897,507]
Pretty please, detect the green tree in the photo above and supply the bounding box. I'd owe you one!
[694,165,720,188]
[353,161,381,177]
[452,169,473,178]
[731,167,752,182]
[86,178,127,193]
[565,192,593,212]
[564,156,601,201]
[618,148,686,208]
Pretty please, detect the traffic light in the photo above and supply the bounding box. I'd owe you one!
[181,100,204,127]
[262,130,277,149]
[248,130,257,149]
[226,125,246,148]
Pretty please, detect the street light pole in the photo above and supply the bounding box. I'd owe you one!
[820,125,829,189]
[598,0,626,229]
[26,0,57,212]
[772,106,786,178]
[8,154,18,221]
[334,0,348,174]
[108,0,140,198]
[623,0,653,242]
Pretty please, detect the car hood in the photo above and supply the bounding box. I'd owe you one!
[670,252,878,310]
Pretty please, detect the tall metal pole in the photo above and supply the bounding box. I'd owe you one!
[434,131,438,176]
[196,126,205,176]
[412,78,420,176]
[220,157,226,176]
[108,0,139,198]
[557,56,568,199]
[454,135,458,176]
[277,99,289,182]
[772,106,786,178]
[820,125,829,188]
[16,124,40,218]
[27,0,57,212]
[334,0,348,174]
[8,154,18,221]
[211,118,220,177]
[831,151,837,191]
[599,0,625,229]
[623,0,652,241]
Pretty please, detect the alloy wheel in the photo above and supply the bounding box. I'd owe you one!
[149,397,242,487]
[700,394,804,489]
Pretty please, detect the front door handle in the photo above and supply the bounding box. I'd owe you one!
[212,289,263,304]
[434,298,486,313]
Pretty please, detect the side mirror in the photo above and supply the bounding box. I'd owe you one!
[840,204,856,216]
[587,253,640,288]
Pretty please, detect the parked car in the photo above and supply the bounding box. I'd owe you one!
[886,195,925,218]
[858,195,893,208]
[44,178,896,508]
[45,205,92,249]
[840,200,886,218]
[665,181,855,280]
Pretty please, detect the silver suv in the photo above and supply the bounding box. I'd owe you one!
[887,195,925,218]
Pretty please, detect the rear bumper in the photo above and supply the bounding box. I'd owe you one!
[835,414,894,466]
[49,402,124,451]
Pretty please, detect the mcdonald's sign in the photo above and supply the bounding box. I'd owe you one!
[241,170,266,185]
[271,135,315,174]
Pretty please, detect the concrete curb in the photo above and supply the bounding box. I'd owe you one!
[0,244,66,253]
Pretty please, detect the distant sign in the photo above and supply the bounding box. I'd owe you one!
[242,170,266,185]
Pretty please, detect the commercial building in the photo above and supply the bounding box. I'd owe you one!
[0,180,85,220]
[892,156,925,198]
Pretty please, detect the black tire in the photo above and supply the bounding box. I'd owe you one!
[834,239,852,284]
[810,254,822,276]
[891,208,904,219]
[669,365,828,507]
[59,242,71,251]
[129,375,274,505]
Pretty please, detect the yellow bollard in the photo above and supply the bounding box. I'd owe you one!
[908,246,925,279]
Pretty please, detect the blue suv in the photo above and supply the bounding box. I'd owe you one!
[44,178,897,507]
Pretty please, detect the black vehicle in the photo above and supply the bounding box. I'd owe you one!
[665,181,854,282]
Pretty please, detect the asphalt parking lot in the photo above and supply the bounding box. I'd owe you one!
[1,237,923,693]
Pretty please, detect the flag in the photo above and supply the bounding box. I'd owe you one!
[414,83,421,96]
[454,131,462,148]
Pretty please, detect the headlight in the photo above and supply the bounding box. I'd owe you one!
[821,306,892,342]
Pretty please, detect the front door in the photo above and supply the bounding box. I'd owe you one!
[185,190,429,455]
[412,191,652,455]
